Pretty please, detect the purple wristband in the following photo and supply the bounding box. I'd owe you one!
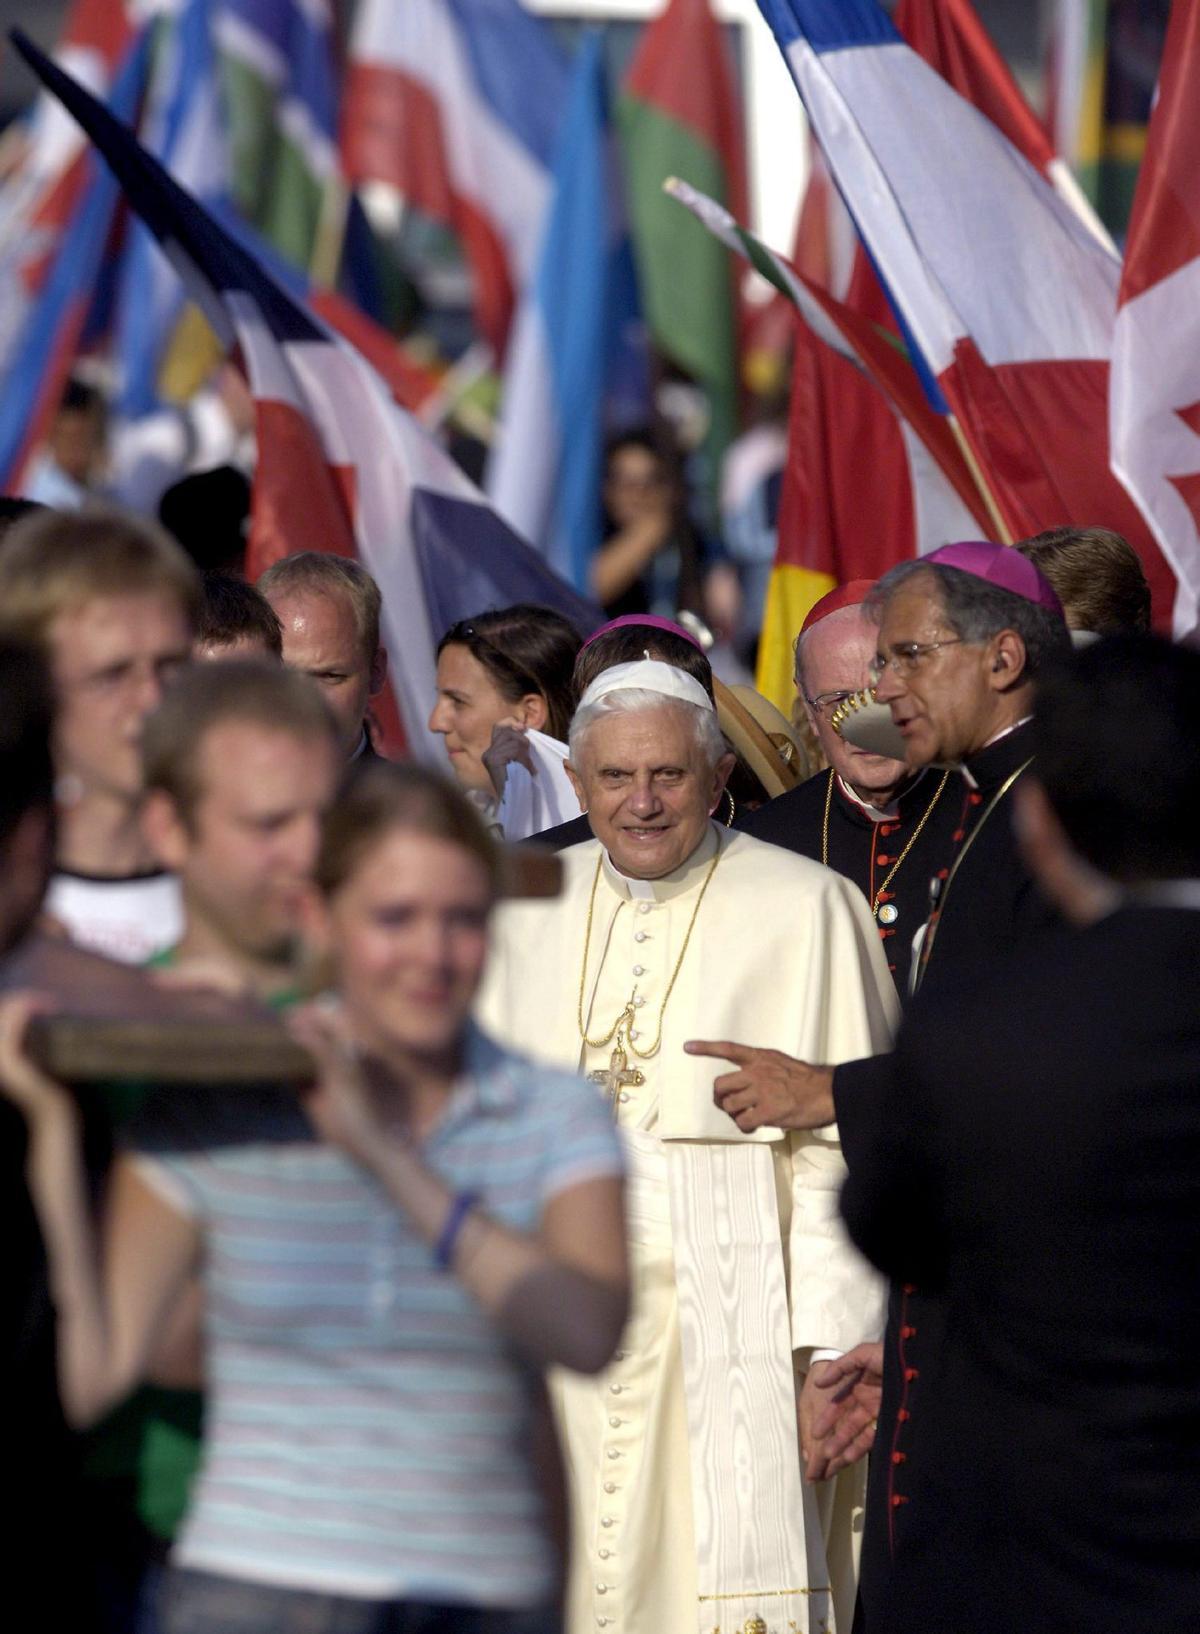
[434,1190,481,1271]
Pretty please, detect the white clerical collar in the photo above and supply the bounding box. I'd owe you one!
[962,716,1034,789]
[835,769,926,823]
[602,820,721,903]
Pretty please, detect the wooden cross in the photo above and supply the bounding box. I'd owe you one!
[588,1039,645,1110]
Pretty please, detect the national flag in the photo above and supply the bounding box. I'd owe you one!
[12,28,599,761]
[668,179,989,709]
[212,0,341,272]
[618,0,747,493]
[0,30,149,493]
[741,0,1112,708]
[756,0,1178,626]
[0,0,140,388]
[486,31,647,592]
[341,0,569,356]
[111,0,231,420]
[898,0,1110,247]
[1110,0,1200,638]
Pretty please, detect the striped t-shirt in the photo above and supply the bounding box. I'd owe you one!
[133,1026,622,1607]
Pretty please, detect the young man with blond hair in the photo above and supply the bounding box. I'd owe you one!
[0,506,200,963]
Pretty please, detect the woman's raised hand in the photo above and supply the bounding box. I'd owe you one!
[482,718,535,800]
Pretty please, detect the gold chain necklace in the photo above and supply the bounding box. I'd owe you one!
[822,767,951,918]
[577,835,724,1062]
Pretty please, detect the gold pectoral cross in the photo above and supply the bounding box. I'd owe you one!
[588,1033,645,1111]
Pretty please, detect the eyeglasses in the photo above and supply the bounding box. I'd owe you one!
[804,688,855,719]
[869,638,964,686]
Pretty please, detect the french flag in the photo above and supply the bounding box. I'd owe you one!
[756,0,1178,625]
[341,0,568,356]
[10,29,597,761]
[1109,0,1200,637]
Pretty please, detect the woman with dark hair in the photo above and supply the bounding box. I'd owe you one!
[430,605,583,838]
[0,762,628,1634]
[591,431,719,624]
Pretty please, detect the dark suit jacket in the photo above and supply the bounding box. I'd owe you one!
[832,722,1058,1626]
[841,904,1200,1633]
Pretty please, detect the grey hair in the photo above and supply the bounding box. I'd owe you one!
[568,688,729,770]
[865,560,1070,679]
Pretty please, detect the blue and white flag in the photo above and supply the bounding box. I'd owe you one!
[10,28,599,759]
[486,31,647,591]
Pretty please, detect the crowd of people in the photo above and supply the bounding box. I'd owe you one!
[1,490,1197,1634]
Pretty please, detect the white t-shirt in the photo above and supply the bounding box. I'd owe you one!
[45,870,183,966]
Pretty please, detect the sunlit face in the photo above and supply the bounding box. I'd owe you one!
[153,722,340,962]
[872,576,994,766]
[569,703,733,880]
[266,587,381,759]
[428,643,519,794]
[327,829,493,1059]
[49,591,193,804]
[797,607,909,799]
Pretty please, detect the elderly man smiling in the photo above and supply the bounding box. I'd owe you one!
[478,659,897,1634]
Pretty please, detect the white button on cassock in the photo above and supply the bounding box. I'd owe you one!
[603,1482,617,1494]
[637,901,651,914]
[634,930,647,943]
[632,964,645,976]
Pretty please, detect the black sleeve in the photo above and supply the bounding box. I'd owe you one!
[837,1029,951,1292]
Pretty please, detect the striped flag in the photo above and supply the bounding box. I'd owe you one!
[0,0,139,376]
[111,0,231,421]
[756,0,1178,626]
[668,179,988,708]
[213,0,341,272]
[486,31,647,592]
[619,0,746,494]
[11,28,598,761]
[1110,0,1200,637]
[0,26,149,493]
[341,0,569,356]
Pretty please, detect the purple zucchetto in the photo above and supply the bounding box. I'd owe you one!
[922,541,1065,618]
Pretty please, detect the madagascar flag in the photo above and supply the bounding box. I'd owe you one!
[618,0,746,492]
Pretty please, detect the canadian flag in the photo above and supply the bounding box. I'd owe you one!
[1109,0,1200,638]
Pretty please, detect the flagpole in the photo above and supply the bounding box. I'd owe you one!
[947,414,1014,544]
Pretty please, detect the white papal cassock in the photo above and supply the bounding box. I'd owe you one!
[478,823,899,1634]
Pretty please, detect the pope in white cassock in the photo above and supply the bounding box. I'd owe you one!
[477,661,898,1634]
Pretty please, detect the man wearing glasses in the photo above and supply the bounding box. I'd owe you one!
[689,540,1071,1632]
[0,506,199,964]
[743,581,959,995]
